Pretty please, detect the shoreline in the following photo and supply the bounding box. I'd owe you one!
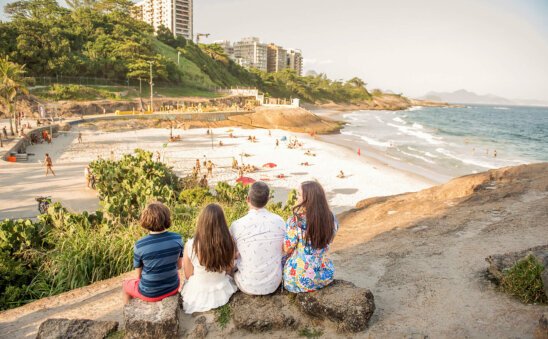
[0,124,434,220]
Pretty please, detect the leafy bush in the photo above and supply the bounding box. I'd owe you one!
[179,187,212,206]
[500,255,547,304]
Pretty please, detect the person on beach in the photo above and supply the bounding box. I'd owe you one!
[337,170,345,178]
[122,202,184,304]
[206,160,215,177]
[268,130,271,137]
[494,150,498,158]
[181,204,237,313]
[195,159,201,172]
[85,166,91,188]
[43,153,55,176]
[232,158,238,169]
[238,166,244,178]
[2,126,7,139]
[276,139,279,148]
[219,140,224,147]
[283,181,338,293]
[78,131,82,144]
[156,151,161,162]
[110,151,115,161]
[192,166,198,179]
[199,175,208,188]
[230,182,285,295]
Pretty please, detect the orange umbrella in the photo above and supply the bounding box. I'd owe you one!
[236,177,256,185]
[262,163,277,168]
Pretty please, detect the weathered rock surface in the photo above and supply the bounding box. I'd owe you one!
[123,293,181,339]
[486,244,548,296]
[229,280,375,333]
[36,318,118,339]
[229,289,300,332]
[534,313,548,339]
[189,316,208,339]
[295,279,375,332]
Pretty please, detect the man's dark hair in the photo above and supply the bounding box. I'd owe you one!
[248,182,270,208]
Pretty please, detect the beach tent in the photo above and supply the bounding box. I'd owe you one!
[262,163,277,168]
[236,177,256,185]
[280,136,287,141]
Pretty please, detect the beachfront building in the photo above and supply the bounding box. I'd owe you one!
[267,44,287,73]
[287,49,303,76]
[233,37,268,72]
[133,0,193,40]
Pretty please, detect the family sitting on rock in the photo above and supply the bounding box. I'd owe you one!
[122,181,338,315]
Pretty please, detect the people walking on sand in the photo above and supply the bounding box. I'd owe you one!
[195,159,201,172]
[199,175,208,188]
[192,166,198,179]
[230,182,285,295]
[43,153,55,176]
[238,166,244,178]
[182,204,237,313]
[78,131,82,143]
[283,181,338,293]
[275,139,279,148]
[122,202,184,304]
[2,126,7,139]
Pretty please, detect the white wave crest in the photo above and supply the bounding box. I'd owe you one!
[387,123,444,145]
[407,106,423,111]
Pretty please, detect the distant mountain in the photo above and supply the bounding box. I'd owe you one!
[422,89,548,107]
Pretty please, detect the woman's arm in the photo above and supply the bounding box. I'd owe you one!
[183,245,194,280]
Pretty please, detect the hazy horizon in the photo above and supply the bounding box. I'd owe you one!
[1,0,547,101]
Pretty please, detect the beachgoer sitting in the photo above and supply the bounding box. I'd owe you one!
[182,204,237,313]
[122,202,184,304]
[283,181,338,293]
[219,140,224,146]
[337,170,345,178]
[248,136,252,141]
[230,182,285,295]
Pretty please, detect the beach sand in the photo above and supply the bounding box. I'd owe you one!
[0,125,434,220]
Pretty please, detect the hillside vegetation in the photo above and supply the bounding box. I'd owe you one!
[1,0,375,103]
[0,149,297,311]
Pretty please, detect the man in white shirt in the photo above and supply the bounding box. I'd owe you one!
[230,182,285,295]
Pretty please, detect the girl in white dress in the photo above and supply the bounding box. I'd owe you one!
[182,203,237,313]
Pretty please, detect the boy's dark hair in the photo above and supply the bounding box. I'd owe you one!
[139,202,172,232]
[248,182,270,208]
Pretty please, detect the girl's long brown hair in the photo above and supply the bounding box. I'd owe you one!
[193,203,234,272]
[292,181,335,250]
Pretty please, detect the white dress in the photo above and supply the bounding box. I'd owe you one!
[181,238,237,314]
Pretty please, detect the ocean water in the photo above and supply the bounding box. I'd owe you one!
[321,105,548,183]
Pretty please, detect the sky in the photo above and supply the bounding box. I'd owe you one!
[1,0,547,100]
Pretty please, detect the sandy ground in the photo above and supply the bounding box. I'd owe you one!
[1,125,433,220]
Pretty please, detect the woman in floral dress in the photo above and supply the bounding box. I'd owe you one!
[282,181,338,292]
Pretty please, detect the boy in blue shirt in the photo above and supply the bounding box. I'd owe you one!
[123,202,184,304]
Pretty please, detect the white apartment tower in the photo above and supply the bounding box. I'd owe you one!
[133,0,193,40]
[233,37,268,72]
[287,49,303,76]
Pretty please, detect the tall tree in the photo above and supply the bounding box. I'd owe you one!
[0,55,28,136]
[66,0,96,9]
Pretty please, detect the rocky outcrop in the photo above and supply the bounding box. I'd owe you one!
[535,313,548,339]
[36,318,118,339]
[229,280,375,333]
[486,244,548,297]
[123,293,182,339]
[189,316,208,339]
[295,280,375,332]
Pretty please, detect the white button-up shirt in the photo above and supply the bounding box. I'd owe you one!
[230,208,285,295]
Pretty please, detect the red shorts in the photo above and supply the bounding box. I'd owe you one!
[123,279,180,302]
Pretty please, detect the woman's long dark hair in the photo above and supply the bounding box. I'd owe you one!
[193,203,234,272]
[292,181,335,249]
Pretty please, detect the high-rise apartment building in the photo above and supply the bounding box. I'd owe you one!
[267,44,287,73]
[233,37,268,72]
[215,40,235,59]
[133,0,193,40]
[287,49,303,76]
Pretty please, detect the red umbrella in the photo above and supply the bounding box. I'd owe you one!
[237,177,256,185]
[263,163,277,168]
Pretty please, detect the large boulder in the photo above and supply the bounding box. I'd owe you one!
[230,289,300,332]
[295,279,375,332]
[36,318,118,339]
[123,293,182,339]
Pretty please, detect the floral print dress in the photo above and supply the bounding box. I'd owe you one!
[282,213,338,293]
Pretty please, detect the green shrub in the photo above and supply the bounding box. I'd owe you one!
[500,255,547,304]
[179,187,212,206]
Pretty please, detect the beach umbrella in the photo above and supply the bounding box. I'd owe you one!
[237,177,256,185]
[262,163,277,168]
